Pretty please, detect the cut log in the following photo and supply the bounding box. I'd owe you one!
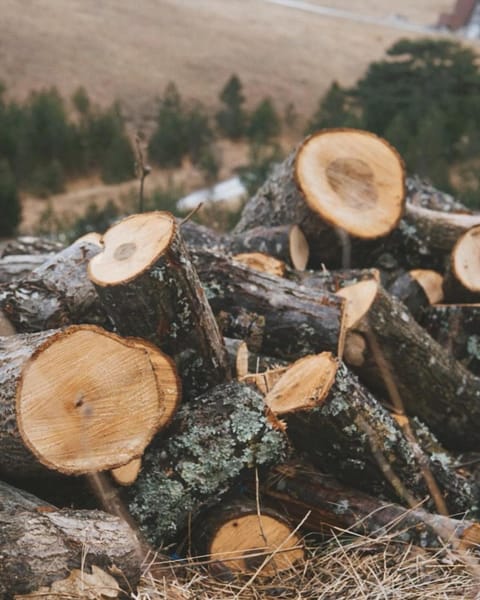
[126,381,287,547]
[89,211,230,397]
[195,501,304,578]
[224,338,288,378]
[0,236,64,257]
[0,236,105,332]
[0,325,165,477]
[0,479,141,599]
[233,252,287,277]
[264,353,475,513]
[263,462,480,550]
[421,304,480,376]
[191,248,346,360]
[228,224,309,270]
[111,458,142,486]
[234,129,405,268]
[340,281,480,450]
[443,225,480,303]
[388,269,443,320]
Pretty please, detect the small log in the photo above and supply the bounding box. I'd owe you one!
[228,224,309,270]
[234,129,405,268]
[223,338,287,378]
[0,236,64,257]
[191,248,346,360]
[340,281,480,450]
[89,211,230,397]
[264,353,475,513]
[0,254,48,283]
[421,304,480,376]
[126,381,287,547]
[443,225,480,303]
[195,500,304,578]
[388,269,444,320]
[263,462,480,550]
[0,236,105,332]
[0,479,141,599]
[233,252,287,277]
[0,325,165,477]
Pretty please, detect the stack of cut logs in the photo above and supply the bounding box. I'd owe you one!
[1,128,480,598]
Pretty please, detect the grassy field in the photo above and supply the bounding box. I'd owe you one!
[1,0,452,122]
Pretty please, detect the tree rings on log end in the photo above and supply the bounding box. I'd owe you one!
[452,225,480,293]
[295,129,405,238]
[88,212,176,286]
[16,325,163,474]
[265,353,338,415]
[208,512,304,577]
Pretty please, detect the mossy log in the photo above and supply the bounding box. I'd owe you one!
[341,282,480,450]
[0,237,105,332]
[89,212,230,398]
[0,479,141,599]
[264,354,474,513]
[195,500,304,578]
[443,225,480,303]
[233,130,405,268]
[126,381,287,548]
[263,462,480,550]
[421,304,480,376]
[191,248,346,360]
[0,325,165,477]
[0,254,48,284]
[1,235,64,257]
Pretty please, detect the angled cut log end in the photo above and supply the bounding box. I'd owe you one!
[336,279,379,330]
[289,224,310,270]
[200,503,304,578]
[5,325,164,476]
[409,269,444,304]
[295,128,405,239]
[233,252,286,277]
[444,224,480,302]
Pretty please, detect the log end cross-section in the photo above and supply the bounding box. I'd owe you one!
[295,129,405,239]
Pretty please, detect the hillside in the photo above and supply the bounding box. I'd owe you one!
[1,0,453,123]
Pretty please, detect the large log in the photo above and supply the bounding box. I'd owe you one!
[0,325,166,477]
[233,129,405,268]
[0,479,142,599]
[263,462,480,550]
[421,304,480,376]
[89,212,230,397]
[126,381,287,548]
[340,281,480,449]
[0,236,105,332]
[264,353,475,514]
[191,248,346,360]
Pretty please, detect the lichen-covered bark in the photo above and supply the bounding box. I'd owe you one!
[0,329,59,477]
[191,249,345,360]
[263,462,480,549]
[0,240,104,332]
[277,362,474,514]
[0,254,48,284]
[126,381,287,547]
[421,304,480,376]
[227,225,299,266]
[0,480,141,599]
[1,236,64,257]
[91,224,230,398]
[350,286,480,450]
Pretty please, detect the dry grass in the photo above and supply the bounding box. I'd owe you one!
[135,532,479,599]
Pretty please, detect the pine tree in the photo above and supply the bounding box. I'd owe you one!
[216,75,246,140]
[0,159,21,236]
[247,98,281,144]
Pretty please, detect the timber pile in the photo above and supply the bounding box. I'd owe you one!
[1,128,480,597]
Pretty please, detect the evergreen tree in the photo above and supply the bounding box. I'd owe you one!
[0,159,21,236]
[185,102,214,165]
[148,83,187,168]
[306,82,359,134]
[247,97,281,144]
[216,75,246,140]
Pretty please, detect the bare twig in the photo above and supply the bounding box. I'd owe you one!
[134,134,151,213]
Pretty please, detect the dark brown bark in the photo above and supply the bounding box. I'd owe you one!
[0,238,105,332]
[265,355,475,513]
[262,462,480,549]
[0,479,141,599]
[421,304,480,376]
[90,213,230,398]
[126,381,287,548]
[346,285,480,450]
[191,248,346,360]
